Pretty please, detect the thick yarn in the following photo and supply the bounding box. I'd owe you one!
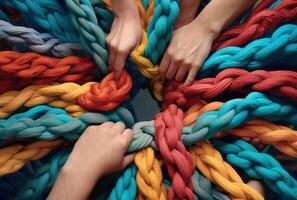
[213,0,297,50]
[107,164,137,200]
[164,68,297,109]
[0,105,134,141]
[65,0,109,75]
[0,140,66,176]
[155,105,194,200]
[0,0,79,43]
[0,51,95,93]
[0,20,84,57]
[200,24,297,77]
[134,147,167,200]
[78,70,132,111]
[214,139,297,200]
[190,141,264,200]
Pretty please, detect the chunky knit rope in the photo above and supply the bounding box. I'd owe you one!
[0,0,79,43]
[213,0,297,50]
[214,139,297,200]
[155,105,194,200]
[65,0,109,75]
[164,68,297,109]
[107,164,137,200]
[78,70,132,111]
[0,105,134,141]
[200,24,297,77]
[190,141,264,200]
[134,147,167,200]
[0,51,95,93]
[0,140,66,176]
[0,20,84,57]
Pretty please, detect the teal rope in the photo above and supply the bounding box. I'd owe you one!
[200,24,297,78]
[0,105,134,141]
[144,0,180,64]
[213,139,297,200]
[65,0,109,76]
[1,0,79,43]
[107,165,137,200]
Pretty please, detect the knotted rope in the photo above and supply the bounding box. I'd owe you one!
[155,105,194,200]
[214,139,297,200]
[164,68,297,109]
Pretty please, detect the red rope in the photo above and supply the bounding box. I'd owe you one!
[78,70,132,111]
[163,68,297,109]
[0,51,96,93]
[212,0,297,50]
[155,105,194,200]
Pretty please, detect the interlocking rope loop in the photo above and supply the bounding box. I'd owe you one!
[214,139,297,200]
[78,70,132,111]
[0,70,132,118]
[200,24,297,78]
[0,140,67,176]
[0,51,96,93]
[155,104,194,200]
[163,68,297,109]
[0,105,134,141]
[65,0,109,75]
[190,141,264,200]
[213,0,297,50]
[134,147,167,200]
[0,20,84,57]
[107,164,137,200]
[0,0,80,43]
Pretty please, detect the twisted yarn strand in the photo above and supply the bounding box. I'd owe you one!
[213,0,297,50]
[190,141,264,200]
[164,68,297,108]
[155,104,194,200]
[135,147,167,200]
[0,140,66,176]
[214,139,297,200]
[0,20,84,57]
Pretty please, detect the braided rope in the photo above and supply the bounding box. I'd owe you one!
[214,139,297,200]
[213,0,297,50]
[0,51,96,93]
[155,105,194,200]
[190,141,264,200]
[0,105,134,141]
[0,140,66,176]
[134,147,167,200]
[200,24,297,77]
[164,68,297,109]
[0,20,84,57]
[1,0,79,43]
[65,0,109,75]
[107,165,137,200]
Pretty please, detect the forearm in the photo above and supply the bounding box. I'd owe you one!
[194,0,255,36]
[111,0,139,18]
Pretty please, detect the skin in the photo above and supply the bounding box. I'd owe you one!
[160,0,256,85]
[47,122,134,200]
[106,0,142,79]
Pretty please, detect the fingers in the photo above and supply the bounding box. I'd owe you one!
[121,129,133,148]
[112,122,126,134]
[166,59,181,80]
[184,66,199,86]
[121,153,135,169]
[160,53,170,79]
[175,64,189,82]
[247,180,265,195]
[100,121,115,130]
[113,51,128,79]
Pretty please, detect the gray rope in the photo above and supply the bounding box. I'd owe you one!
[0,20,84,57]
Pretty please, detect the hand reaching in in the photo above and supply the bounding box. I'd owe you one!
[106,0,142,79]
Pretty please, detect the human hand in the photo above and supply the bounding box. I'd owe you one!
[64,122,134,182]
[160,17,218,86]
[174,0,201,29]
[106,0,142,79]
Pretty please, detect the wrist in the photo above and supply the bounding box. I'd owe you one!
[193,12,224,38]
[112,0,140,19]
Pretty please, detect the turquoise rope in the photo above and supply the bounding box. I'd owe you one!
[0,105,134,141]
[200,24,297,78]
[214,139,297,200]
[1,0,79,43]
[107,165,137,200]
[144,0,180,64]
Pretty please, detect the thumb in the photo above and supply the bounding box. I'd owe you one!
[121,153,135,170]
